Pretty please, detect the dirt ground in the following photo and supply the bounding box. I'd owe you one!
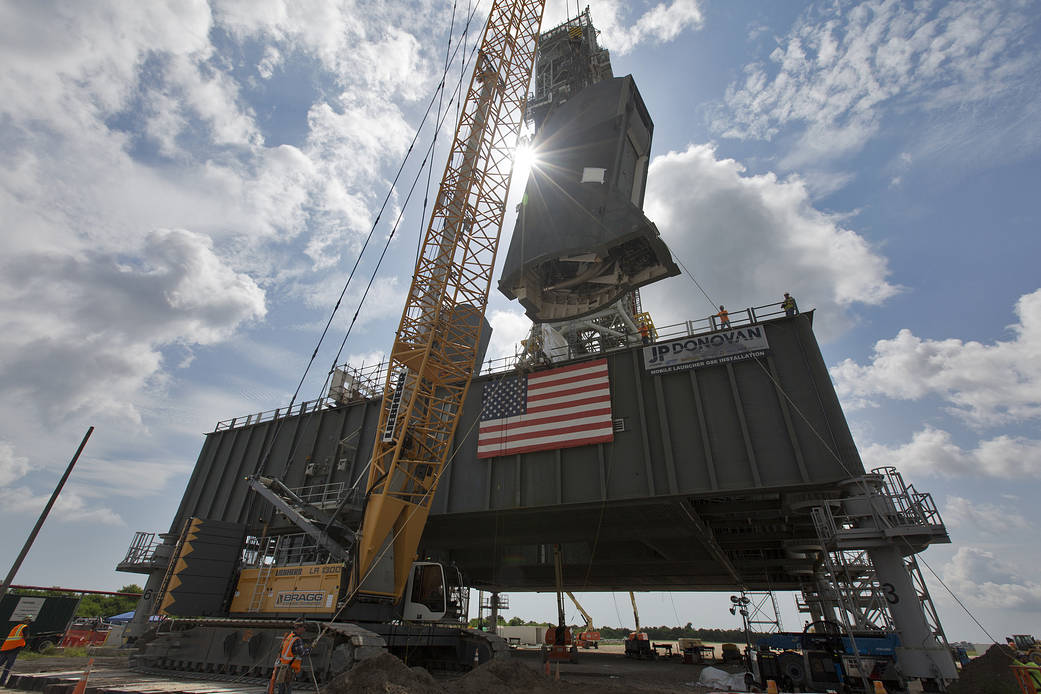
[946,644,1023,694]
[325,648,737,694]
[11,647,734,694]
[14,640,1012,693]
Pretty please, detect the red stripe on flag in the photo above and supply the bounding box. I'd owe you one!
[478,432,614,459]
[478,406,613,435]
[527,393,610,414]
[528,370,607,391]
[478,359,612,458]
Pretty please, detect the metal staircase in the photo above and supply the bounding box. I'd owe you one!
[805,467,958,684]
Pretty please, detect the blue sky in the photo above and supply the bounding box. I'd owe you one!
[1,0,1040,642]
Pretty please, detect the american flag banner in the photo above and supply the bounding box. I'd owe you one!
[477,358,613,459]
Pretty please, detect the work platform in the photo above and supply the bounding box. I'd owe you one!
[158,310,865,593]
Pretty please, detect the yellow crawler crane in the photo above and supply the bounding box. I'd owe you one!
[137,0,546,680]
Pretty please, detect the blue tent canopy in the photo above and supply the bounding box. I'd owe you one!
[106,611,135,624]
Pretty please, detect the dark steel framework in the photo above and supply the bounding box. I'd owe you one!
[138,313,864,594]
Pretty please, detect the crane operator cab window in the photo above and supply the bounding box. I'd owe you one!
[405,562,447,622]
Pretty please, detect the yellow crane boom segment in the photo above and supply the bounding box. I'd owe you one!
[354,0,546,601]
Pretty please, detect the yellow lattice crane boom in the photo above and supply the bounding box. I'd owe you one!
[354,0,546,602]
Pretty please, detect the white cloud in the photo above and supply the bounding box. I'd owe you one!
[213,0,437,101]
[485,309,534,366]
[715,0,1041,166]
[0,3,214,129]
[943,546,1041,611]
[0,442,31,487]
[162,53,262,148]
[831,288,1041,426]
[257,45,283,80]
[0,485,124,527]
[0,1,440,439]
[0,229,266,424]
[862,427,1041,479]
[76,458,195,498]
[943,495,1029,534]
[541,0,704,55]
[641,144,898,337]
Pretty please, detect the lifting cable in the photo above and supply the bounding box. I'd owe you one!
[281,2,487,591]
[250,0,484,481]
[673,253,719,314]
[747,345,1003,646]
[303,369,524,653]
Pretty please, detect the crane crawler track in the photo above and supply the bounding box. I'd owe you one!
[132,619,388,684]
[133,619,506,683]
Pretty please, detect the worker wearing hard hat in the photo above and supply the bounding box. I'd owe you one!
[717,306,730,329]
[0,615,33,686]
[272,619,311,694]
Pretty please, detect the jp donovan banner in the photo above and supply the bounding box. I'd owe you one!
[643,326,770,374]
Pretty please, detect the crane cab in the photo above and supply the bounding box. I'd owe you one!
[401,561,469,623]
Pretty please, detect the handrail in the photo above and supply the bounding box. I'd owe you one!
[477,300,790,375]
[118,531,161,566]
[213,300,797,430]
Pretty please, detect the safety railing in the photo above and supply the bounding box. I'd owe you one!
[328,361,384,403]
[214,300,796,430]
[242,532,333,567]
[214,397,325,432]
[810,505,839,543]
[289,481,350,507]
[872,466,945,529]
[116,531,163,572]
[478,300,790,375]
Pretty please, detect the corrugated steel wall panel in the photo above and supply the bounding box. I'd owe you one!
[163,314,862,591]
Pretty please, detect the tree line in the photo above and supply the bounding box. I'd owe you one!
[11,585,142,618]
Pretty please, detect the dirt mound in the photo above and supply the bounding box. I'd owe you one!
[323,653,443,694]
[448,656,562,694]
[947,644,1021,694]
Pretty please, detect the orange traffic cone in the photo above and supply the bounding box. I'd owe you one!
[70,658,93,694]
[766,679,779,694]
[873,682,887,694]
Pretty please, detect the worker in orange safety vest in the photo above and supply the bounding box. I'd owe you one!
[716,306,730,329]
[271,619,310,694]
[0,615,33,687]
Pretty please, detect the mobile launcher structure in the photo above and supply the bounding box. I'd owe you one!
[116,8,958,694]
